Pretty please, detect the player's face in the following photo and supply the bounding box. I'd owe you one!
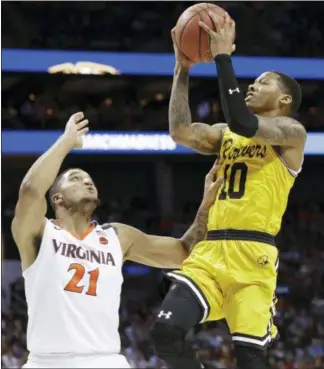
[245,72,284,113]
[58,169,99,208]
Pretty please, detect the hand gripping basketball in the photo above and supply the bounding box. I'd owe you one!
[199,12,236,58]
[171,28,195,72]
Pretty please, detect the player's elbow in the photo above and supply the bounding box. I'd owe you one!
[18,181,45,209]
[169,126,195,149]
[19,180,41,199]
[169,126,185,143]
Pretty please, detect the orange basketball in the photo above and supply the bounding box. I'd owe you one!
[174,3,234,63]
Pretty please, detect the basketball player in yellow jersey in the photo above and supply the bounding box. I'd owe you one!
[151,14,306,369]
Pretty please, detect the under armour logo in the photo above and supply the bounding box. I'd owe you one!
[158,310,172,319]
[228,88,240,95]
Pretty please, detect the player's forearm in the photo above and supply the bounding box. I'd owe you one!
[20,136,72,195]
[214,55,258,138]
[169,68,192,138]
[180,205,210,253]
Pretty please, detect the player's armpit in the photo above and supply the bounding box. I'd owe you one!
[170,122,227,155]
[255,116,307,148]
[11,184,47,251]
[112,223,188,269]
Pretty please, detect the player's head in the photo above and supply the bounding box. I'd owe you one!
[245,71,302,116]
[49,168,99,214]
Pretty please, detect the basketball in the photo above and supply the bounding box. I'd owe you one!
[174,3,233,63]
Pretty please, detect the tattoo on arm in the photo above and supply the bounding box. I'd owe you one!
[189,123,226,155]
[169,69,191,134]
[255,116,306,147]
[180,207,209,253]
[169,69,226,155]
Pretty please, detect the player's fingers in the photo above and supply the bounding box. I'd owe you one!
[231,19,236,34]
[208,12,222,33]
[206,164,220,183]
[212,176,224,190]
[171,28,176,42]
[78,127,89,136]
[76,119,89,130]
[206,163,218,177]
[70,112,84,123]
[198,21,213,36]
[224,12,231,27]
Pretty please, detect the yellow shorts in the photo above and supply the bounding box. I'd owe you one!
[167,231,279,349]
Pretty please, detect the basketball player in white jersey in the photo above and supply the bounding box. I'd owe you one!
[11,112,224,368]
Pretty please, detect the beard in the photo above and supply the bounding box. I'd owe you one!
[80,196,101,210]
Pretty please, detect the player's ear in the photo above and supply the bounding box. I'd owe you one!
[279,94,292,107]
[52,193,63,206]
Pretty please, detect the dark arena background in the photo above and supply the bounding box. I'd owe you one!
[1,2,324,368]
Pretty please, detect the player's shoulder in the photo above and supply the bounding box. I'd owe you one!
[278,116,302,125]
[211,123,228,132]
[281,116,307,140]
[265,115,304,129]
[101,222,119,234]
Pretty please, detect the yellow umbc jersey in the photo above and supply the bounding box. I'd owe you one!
[208,128,296,236]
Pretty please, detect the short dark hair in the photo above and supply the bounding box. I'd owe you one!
[48,169,73,212]
[272,71,302,116]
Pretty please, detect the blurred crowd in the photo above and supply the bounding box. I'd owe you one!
[2,87,324,132]
[2,2,323,57]
[2,197,324,368]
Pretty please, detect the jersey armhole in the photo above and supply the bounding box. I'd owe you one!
[102,223,119,235]
[22,218,50,277]
[271,145,303,177]
[101,223,125,259]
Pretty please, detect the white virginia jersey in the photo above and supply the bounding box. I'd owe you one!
[23,219,124,355]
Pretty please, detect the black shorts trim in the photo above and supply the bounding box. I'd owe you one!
[166,271,210,323]
[206,229,276,247]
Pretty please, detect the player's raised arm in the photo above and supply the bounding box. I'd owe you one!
[11,113,89,257]
[199,13,306,150]
[169,28,227,155]
[114,162,223,268]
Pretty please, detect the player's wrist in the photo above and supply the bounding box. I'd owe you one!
[174,63,190,74]
[198,202,212,213]
[214,54,232,63]
[59,134,77,151]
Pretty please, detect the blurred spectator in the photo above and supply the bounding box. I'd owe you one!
[2,2,324,58]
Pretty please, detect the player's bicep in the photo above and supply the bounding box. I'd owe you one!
[255,116,306,148]
[171,122,227,155]
[12,184,47,248]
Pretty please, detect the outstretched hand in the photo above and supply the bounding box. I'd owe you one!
[198,12,236,58]
[201,160,224,209]
[63,112,89,149]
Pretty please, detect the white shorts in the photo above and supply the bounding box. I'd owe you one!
[23,353,131,368]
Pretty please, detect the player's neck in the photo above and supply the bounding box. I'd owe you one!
[257,108,282,117]
[56,211,93,239]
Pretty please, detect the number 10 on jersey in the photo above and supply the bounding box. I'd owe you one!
[219,162,248,200]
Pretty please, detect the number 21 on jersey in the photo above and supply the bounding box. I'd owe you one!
[64,263,99,296]
[219,162,248,200]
